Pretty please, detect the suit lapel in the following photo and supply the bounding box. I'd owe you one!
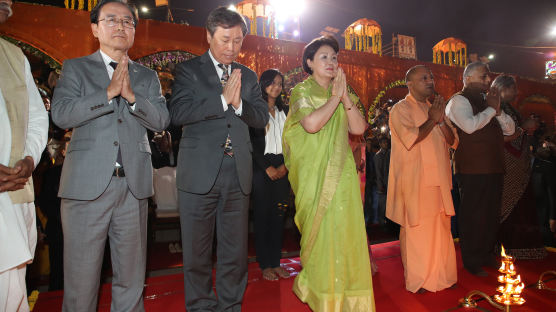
[87,51,111,87]
[200,52,223,93]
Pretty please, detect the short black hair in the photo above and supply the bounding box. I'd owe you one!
[302,36,339,75]
[206,6,248,37]
[259,69,286,111]
[90,0,138,28]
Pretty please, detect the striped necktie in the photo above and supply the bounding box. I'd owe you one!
[218,63,229,86]
[217,63,233,156]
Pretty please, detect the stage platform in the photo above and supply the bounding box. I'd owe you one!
[31,241,555,312]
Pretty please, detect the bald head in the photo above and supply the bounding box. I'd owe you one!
[405,65,435,101]
[405,65,429,83]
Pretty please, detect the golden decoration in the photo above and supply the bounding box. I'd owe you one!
[235,0,276,38]
[344,18,382,55]
[432,37,467,67]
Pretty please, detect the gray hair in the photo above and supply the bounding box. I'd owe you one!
[491,74,516,91]
[463,62,488,80]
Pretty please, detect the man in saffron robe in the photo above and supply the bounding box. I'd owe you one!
[386,65,458,293]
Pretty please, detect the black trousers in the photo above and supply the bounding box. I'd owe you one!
[252,154,290,269]
[457,173,503,270]
[179,156,249,312]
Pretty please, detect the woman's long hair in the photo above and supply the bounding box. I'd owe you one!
[259,69,286,112]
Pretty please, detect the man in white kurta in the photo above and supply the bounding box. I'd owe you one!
[0,1,49,310]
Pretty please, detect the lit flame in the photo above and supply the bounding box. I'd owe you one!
[501,245,507,257]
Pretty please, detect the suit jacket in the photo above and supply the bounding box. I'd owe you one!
[51,51,170,200]
[249,106,288,172]
[169,52,268,195]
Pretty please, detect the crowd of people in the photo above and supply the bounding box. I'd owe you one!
[1,0,556,311]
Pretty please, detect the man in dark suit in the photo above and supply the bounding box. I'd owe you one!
[169,6,268,312]
[51,1,169,311]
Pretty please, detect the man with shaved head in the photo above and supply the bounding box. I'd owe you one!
[386,65,458,293]
[445,62,515,276]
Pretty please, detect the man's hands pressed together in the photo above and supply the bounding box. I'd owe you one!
[0,156,34,192]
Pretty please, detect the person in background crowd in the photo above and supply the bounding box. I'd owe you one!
[492,74,546,259]
[39,142,67,290]
[250,69,291,281]
[531,146,556,247]
[374,136,390,225]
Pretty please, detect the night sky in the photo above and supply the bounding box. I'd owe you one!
[30,0,556,79]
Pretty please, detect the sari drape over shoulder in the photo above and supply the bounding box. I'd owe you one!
[283,77,375,312]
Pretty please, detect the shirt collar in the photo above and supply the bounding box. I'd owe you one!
[99,50,117,68]
[208,50,231,72]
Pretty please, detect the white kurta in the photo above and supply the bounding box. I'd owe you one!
[0,57,48,273]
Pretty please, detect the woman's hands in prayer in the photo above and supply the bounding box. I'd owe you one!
[331,68,346,100]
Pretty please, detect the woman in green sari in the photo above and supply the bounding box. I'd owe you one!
[283,36,375,311]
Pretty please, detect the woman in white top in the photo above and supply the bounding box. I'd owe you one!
[249,69,291,281]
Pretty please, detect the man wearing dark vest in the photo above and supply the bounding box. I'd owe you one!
[0,0,49,310]
[446,62,515,276]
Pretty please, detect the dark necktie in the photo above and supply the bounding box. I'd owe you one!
[217,63,233,156]
[218,63,230,86]
[109,61,123,166]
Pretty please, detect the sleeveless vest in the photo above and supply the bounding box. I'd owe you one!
[0,38,35,203]
[452,88,505,174]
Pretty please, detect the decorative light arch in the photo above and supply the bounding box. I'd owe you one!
[432,37,467,67]
[344,18,382,55]
[236,0,277,38]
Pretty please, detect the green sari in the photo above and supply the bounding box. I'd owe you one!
[283,77,375,311]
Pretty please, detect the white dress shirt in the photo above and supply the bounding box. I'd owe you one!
[0,56,48,271]
[99,50,136,111]
[264,109,287,155]
[446,94,515,135]
[208,50,242,116]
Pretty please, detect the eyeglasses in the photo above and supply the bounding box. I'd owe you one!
[98,17,135,29]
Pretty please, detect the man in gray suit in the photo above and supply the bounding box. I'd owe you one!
[169,6,268,312]
[51,1,169,311]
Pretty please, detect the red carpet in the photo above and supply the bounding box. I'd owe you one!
[32,242,556,312]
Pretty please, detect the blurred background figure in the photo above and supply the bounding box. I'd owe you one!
[250,69,290,281]
[493,74,546,259]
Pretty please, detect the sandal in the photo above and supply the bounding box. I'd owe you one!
[273,266,290,279]
[262,268,278,281]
